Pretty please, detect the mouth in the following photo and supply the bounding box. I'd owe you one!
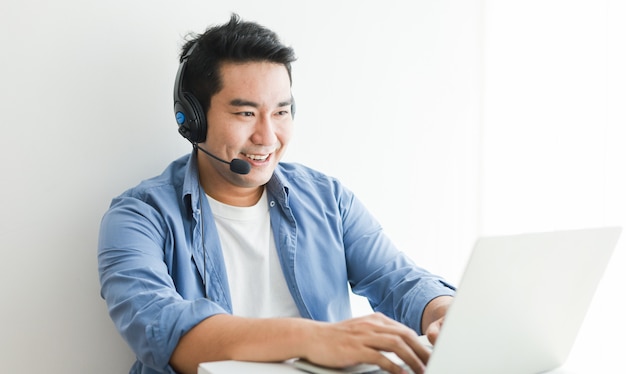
[244,153,270,163]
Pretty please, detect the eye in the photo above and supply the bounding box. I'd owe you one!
[237,111,255,117]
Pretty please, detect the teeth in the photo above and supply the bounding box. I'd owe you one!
[246,154,269,161]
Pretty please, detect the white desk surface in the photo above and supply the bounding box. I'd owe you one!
[199,360,299,374]
[198,356,613,374]
[197,360,584,374]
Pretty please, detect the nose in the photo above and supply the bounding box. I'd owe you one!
[250,114,278,146]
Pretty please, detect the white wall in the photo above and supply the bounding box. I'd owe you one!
[481,1,625,371]
[0,1,480,372]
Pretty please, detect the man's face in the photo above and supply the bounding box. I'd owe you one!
[198,61,294,202]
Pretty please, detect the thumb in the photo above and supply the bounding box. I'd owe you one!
[425,317,445,345]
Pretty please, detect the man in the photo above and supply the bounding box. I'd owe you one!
[98,14,455,374]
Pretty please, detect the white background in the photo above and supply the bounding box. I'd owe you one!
[0,1,623,373]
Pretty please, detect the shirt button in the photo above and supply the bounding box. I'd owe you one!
[270,200,276,207]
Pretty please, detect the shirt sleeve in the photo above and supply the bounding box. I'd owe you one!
[339,186,456,335]
[98,196,228,371]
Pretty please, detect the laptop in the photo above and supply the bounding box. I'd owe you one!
[294,227,622,374]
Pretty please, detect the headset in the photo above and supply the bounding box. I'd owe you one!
[173,43,207,143]
[173,42,296,145]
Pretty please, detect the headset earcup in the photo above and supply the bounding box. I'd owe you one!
[182,93,207,143]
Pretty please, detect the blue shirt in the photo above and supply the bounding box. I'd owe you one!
[98,153,455,374]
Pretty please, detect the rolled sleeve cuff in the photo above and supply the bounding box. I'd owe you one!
[402,279,456,335]
[144,298,229,371]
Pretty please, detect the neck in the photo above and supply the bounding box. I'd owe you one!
[203,183,265,207]
[197,153,264,207]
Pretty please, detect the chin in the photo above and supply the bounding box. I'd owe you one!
[236,170,273,187]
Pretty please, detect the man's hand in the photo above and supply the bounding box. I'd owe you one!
[303,313,430,374]
[171,305,455,374]
[424,316,445,345]
[421,295,453,344]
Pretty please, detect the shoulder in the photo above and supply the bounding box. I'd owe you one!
[104,154,192,220]
[115,154,190,201]
[274,162,340,187]
[272,162,355,205]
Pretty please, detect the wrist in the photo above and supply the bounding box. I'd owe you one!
[421,295,453,333]
[294,319,325,359]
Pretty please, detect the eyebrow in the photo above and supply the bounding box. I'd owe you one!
[229,98,293,108]
[229,98,258,108]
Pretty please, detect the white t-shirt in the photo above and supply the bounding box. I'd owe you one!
[206,189,301,318]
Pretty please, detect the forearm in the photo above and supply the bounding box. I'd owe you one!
[171,312,436,374]
[169,314,319,374]
[420,295,453,334]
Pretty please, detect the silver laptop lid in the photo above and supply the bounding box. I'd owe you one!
[426,227,621,374]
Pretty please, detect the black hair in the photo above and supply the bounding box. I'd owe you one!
[180,14,297,114]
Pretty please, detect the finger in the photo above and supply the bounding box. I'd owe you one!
[426,316,445,345]
[337,314,430,372]
[358,348,416,374]
[366,318,432,365]
[398,338,431,365]
[363,332,428,374]
[399,339,429,373]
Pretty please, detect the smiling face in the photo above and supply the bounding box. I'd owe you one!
[197,61,294,206]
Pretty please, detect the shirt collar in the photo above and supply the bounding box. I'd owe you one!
[181,151,202,212]
[182,152,291,211]
[267,165,291,208]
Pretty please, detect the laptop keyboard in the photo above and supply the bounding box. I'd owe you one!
[293,359,414,374]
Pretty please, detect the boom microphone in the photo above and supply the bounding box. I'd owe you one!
[194,144,251,175]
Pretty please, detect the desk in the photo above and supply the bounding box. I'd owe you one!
[199,360,299,374]
[197,360,583,374]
